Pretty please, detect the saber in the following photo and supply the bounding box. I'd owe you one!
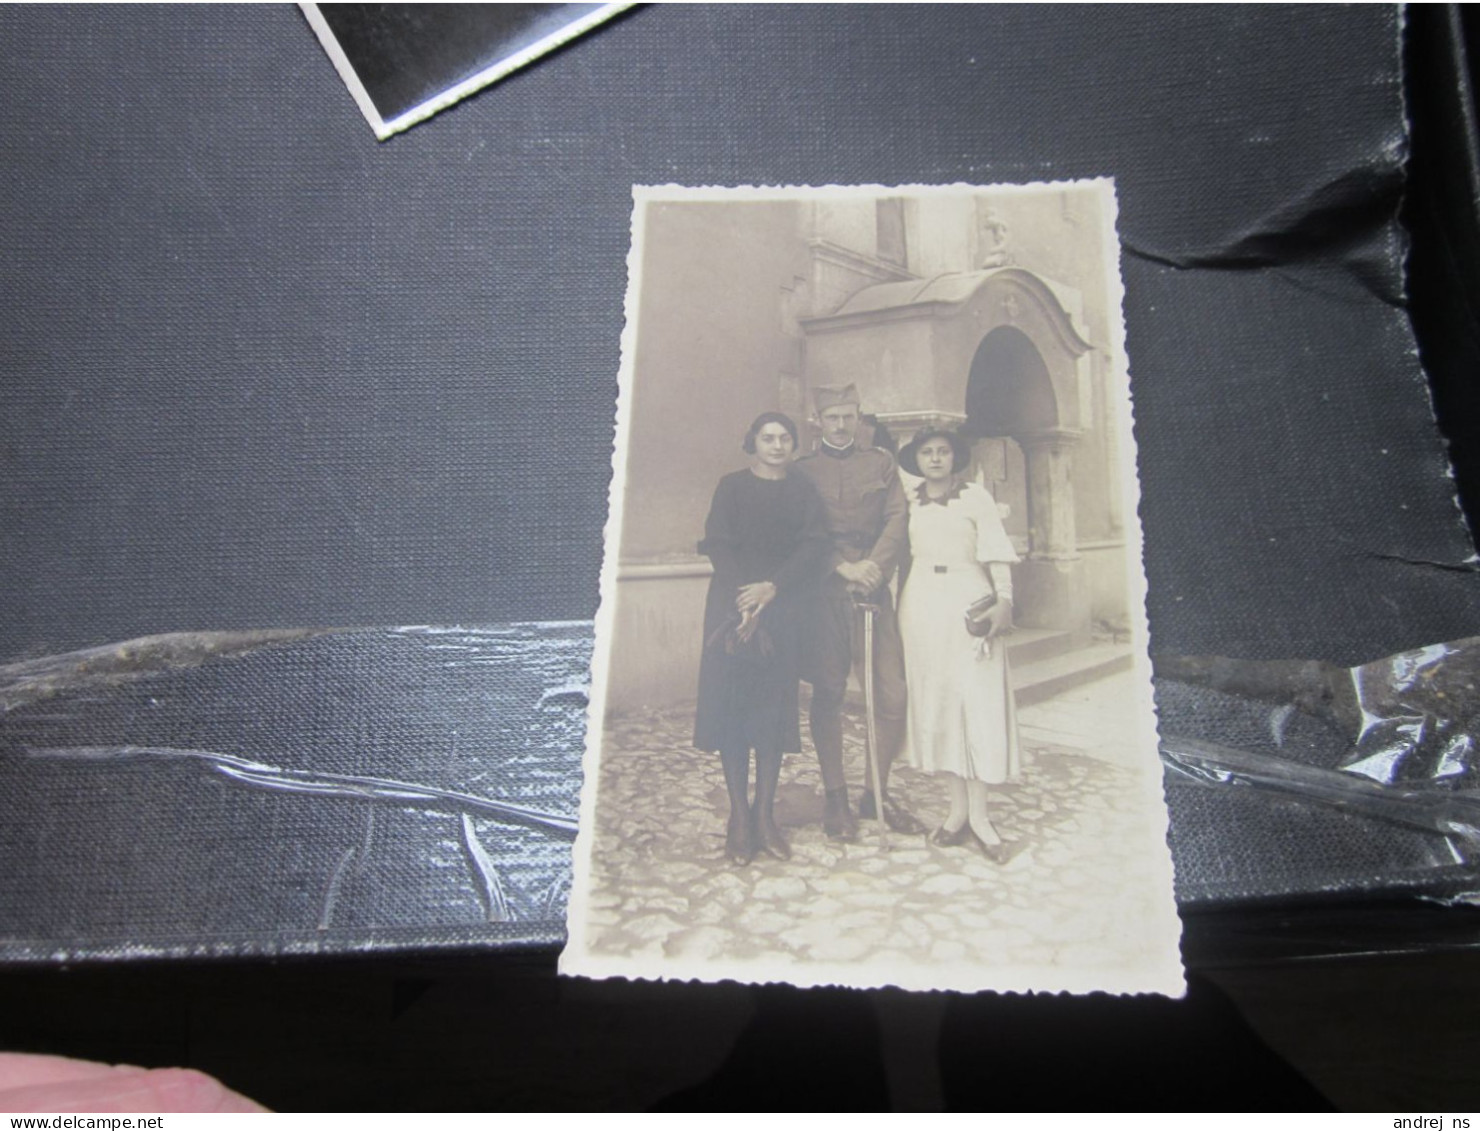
[856,597,888,840]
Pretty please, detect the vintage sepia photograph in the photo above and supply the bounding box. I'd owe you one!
[564,182,1183,994]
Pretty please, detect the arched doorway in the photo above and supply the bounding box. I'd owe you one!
[964,326,1086,638]
[965,324,1057,434]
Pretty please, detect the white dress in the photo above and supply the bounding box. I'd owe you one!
[897,478,1022,783]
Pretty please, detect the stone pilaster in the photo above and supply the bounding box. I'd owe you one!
[1015,428,1090,643]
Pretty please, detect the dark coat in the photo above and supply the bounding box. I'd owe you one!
[692,469,829,753]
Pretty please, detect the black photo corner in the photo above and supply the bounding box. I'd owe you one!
[2,3,1480,1112]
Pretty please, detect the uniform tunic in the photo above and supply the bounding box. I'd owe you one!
[793,441,907,580]
[897,479,1022,783]
[693,469,829,754]
[793,440,909,725]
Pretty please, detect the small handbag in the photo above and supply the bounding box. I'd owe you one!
[964,591,998,638]
[705,610,776,663]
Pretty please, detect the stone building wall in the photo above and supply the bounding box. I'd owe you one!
[608,199,806,713]
[605,189,1130,714]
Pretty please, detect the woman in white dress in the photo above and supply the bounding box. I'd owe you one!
[896,429,1020,862]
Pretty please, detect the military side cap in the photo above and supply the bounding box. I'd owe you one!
[813,383,861,412]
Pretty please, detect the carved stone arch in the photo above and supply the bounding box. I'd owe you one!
[929,268,1091,435]
[799,266,1095,640]
[797,266,1091,433]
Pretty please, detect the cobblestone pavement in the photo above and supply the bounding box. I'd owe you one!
[579,671,1175,985]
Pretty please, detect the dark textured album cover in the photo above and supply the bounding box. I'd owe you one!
[2,4,1478,963]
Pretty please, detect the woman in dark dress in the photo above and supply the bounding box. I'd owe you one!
[694,412,829,866]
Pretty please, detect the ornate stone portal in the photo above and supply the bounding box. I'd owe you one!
[800,267,1095,641]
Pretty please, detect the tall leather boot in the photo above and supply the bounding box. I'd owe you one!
[822,786,858,842]
[859,715,926,835]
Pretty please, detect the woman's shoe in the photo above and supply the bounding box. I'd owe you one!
[725,811,754,866]
[755,813,792,861]
[930,822,971,847]
[967,830,1012,865]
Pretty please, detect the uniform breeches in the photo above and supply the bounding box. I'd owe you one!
[803,576,906,792]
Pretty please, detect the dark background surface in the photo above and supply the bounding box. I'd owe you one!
[4,2,1480,1111]
[2,3,1477,666]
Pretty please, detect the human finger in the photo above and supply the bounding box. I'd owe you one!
[0,1054,136,1092]
[0,1065,269,1114]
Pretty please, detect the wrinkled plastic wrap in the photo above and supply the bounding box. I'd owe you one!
[0,626,590,961]
[1158,639,1480,908]
[6,623,1480,961]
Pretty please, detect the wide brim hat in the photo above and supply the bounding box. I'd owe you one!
[899,429,972,477]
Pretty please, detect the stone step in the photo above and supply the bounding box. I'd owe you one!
[1004,627,1076,667]
[836,637,1131,711]
[1011,642,1135,707]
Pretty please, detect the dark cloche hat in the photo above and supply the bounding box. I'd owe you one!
[899,429,972,477]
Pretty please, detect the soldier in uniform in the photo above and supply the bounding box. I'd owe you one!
[795,384,926,839]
